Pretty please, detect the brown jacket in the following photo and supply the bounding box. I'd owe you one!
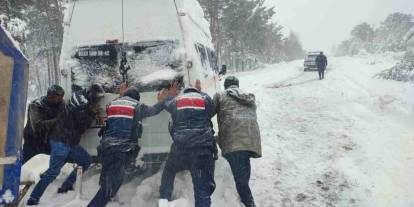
[213,86,261,158]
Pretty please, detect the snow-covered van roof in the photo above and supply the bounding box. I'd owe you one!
[66,0,183,46]
[64,0,213,48]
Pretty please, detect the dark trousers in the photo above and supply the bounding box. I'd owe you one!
[29,140,91,201]
[224,151,256,207]
[318,68,325,80]
[87,150,130,207]
[159,148,216,207]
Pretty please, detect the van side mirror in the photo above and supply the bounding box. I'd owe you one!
[219,65,227,75]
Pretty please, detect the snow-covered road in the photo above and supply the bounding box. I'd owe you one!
[243,54,414,207]
[31,54,414,207]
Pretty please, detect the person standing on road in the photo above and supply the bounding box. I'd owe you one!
[26,85,92,206]
[213,76,262,207]
[159,84,216,207]
[87,86,168,207]
[315,52,328,80]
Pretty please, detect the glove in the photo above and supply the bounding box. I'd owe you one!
[98,126,106,137]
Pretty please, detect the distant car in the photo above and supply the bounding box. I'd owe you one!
[304,52,322,71]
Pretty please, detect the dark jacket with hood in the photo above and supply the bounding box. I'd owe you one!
[163,88,215,151]
[213,85,262,158]
[68,89,98,145]
[24,96,74,147]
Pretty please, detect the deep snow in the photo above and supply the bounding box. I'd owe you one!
[22,54,414,207]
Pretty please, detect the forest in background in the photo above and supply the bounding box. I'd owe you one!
[334,12,414,82]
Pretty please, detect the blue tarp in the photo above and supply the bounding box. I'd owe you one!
[0,26,29,204]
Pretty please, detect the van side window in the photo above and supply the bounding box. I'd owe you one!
[195,44,208,70]
[207,48,218,72]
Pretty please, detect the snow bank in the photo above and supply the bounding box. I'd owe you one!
[21,154,74,183]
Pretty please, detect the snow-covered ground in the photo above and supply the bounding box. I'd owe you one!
[24,54,414,207]
[245,54,414,207]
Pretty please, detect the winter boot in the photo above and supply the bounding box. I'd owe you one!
[57,185,74,194]
[26,198,39,206]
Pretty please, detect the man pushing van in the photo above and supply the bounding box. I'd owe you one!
[158,83,216,207]
[88,86,169,207]
[213,76,262,207]
[26,85,92,205]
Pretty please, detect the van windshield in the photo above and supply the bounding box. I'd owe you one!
[71,40,183,93]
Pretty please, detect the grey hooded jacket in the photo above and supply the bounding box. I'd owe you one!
[213,86,262,158]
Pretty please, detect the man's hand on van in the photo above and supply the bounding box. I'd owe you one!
[119,82,128,96]
[168,81,180,96]
[157,89,169,102]
[195,79,202,92]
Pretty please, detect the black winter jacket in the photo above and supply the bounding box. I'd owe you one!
[68,89,97,145]
[163,89,215,150]
[315,54,328,69]
[24,96,74,146]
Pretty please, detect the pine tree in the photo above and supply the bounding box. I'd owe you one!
[198,0,292,70]
[2,0,65,94]
[283,32,305,61]
[375,12,413,52]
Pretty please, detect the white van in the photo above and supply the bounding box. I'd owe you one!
[60,0,221,169]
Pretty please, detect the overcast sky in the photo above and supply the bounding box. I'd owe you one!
[264,0,414,54]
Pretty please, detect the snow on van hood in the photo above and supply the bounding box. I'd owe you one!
[139,69,181,84]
